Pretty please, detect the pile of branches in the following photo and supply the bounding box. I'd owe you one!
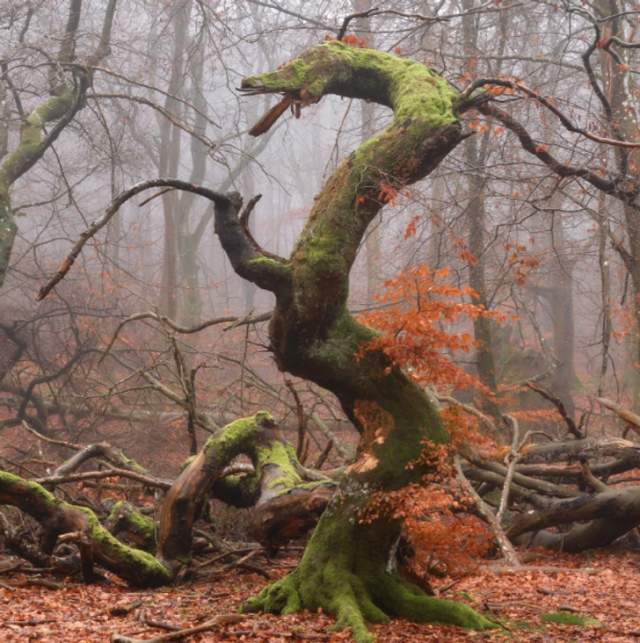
[452,393,640,562]
[0,413,337,587]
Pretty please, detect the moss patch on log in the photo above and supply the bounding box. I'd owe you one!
[106,501,157,552]
[0,469,171,587]
[541,611,601,627]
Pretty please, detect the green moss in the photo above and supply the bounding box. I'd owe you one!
[0,85,76,287]
[212,472,260,507]
[1,87,75,185]
[0,470,59,511]
[243,58,315,95]
[245,505,494,643]
[202,411,273,465]
[107,501,157,551]
[376,573,496,629]
[254,437,326,498]
[541,611,601,627]
[79,506,171,587]
[254,43,461,343]
[0,470,170,587]
[115,451,148,474]
[238,41,478,643]
[247,256,292,284]
[308,308,376,370]
[243,42,457,124]
[256,441,301,490]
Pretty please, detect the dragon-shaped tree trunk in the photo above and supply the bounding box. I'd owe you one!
[212,41,495,642]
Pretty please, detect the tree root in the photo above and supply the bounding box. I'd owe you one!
[244,567,496,643]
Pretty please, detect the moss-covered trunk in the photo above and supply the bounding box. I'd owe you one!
[158,412,274,570]
[0,86,79,288]
[211,41,496,641]
[0,470,171,586]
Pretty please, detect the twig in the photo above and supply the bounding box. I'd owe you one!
[110,600,144,616]
[284,378,307,461]
[111,613,246,643]
[38,179,234,300]
[454,455,521,568]
[314,439,333,469]
[100,310,270,364]
[497,414,520,524]
[461,78,640,148]
[309,413,351,460]
[526,382,582,438]
[214,549,261,575]
[21,420,80,450]
[435,393,499,435]
[194,547,258,571]
[36,467,171,490]
[140,617,181,632]
[337,7,379,40]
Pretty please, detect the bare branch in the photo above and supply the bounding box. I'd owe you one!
[454,455,520,567]
[526,382,583,438]
[36,468,171,490]
[475,102,637,206]
[461,79,640,148]
[37,179,234,300]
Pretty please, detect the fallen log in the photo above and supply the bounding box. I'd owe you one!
[1,411,337,586]
[508,486,640,552]
[0,470,171,586]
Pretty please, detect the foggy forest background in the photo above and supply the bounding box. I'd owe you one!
[1,0,637,491]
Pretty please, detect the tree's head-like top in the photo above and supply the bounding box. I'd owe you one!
[240,40,459,137]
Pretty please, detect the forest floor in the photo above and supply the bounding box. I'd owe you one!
[1,548,640,642]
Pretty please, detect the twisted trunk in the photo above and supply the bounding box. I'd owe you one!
[215,41,495,641]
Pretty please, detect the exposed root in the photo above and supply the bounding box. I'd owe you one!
[244,568,384,643]
[244,566,496,643]
[374,572,496,630]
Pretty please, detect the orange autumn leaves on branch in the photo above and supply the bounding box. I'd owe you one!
[354,270,501,581]
[357,264,504,391]
[358,424,491,580]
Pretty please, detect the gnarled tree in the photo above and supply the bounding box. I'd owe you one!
[30,39,498,641]
[219,41,494,640]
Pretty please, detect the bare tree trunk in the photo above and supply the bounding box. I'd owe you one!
[548,215,576,418]
[461,1,500,417]
[594,0,640,408]
[158,0,192,319]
